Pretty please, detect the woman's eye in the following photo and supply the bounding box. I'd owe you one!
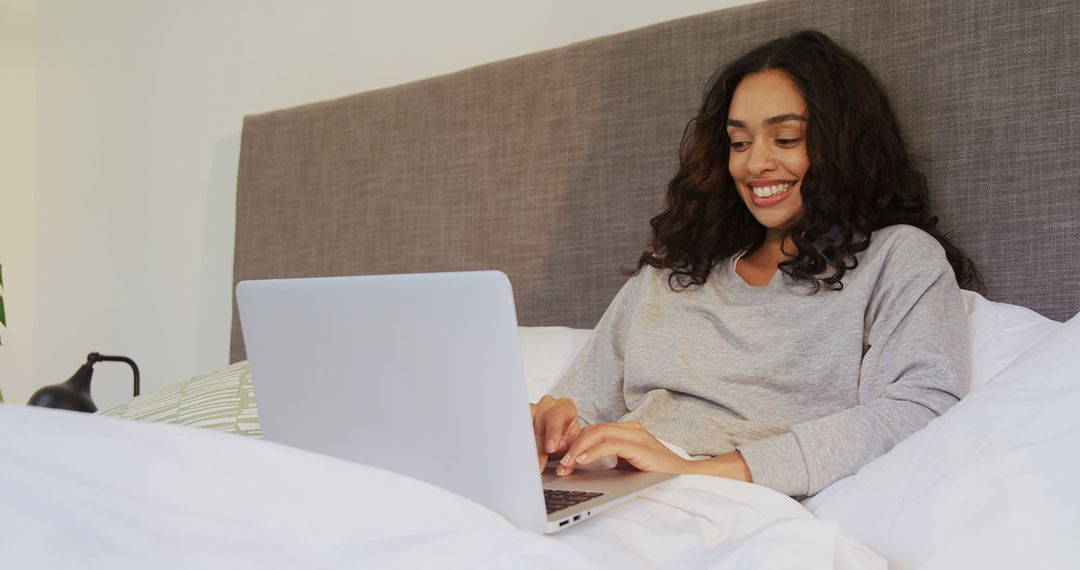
[730,141,750,151]
[776,137,802,147]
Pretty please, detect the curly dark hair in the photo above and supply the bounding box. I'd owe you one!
[638,30,980,292]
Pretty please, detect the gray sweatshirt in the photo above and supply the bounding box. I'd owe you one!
[550,224,969,497]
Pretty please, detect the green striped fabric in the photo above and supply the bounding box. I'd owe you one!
[98,360,261,437]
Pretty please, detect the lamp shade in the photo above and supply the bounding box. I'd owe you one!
[28,363,98,412]
[28,353,139,413]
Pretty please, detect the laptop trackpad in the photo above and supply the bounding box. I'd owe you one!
[544,454,618,472]
[541,465,676,488]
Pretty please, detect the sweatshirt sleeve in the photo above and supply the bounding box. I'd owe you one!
[547,272,646,426]
[737,229,970,496]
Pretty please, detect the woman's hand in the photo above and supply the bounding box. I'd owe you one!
[555,420,693,476]
[530,395,582,472]
[556,421,754,483]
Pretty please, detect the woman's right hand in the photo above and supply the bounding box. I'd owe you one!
[530,395,582,472]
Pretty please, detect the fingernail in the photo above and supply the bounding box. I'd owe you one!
[560,454,572,466]
[546,439,556,454]
[576,453,588,463]
[556,466,565,476]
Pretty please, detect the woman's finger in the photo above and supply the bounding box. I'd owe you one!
[559,419,582,452]
[532,397,556,469]
[573,440,622,466]
[532,396,580,471]
[538,398,575,453]
[557,421,683,476]
[558,424,620,474]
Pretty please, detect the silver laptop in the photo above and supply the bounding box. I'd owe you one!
[236,270,676,533]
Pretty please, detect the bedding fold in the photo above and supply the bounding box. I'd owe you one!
[0,404,883,569]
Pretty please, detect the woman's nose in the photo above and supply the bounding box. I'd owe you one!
[747,141,775,174]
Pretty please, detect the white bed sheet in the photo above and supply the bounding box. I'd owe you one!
[0,405,882,569]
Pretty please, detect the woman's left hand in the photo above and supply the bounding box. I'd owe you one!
[555,420,692,476]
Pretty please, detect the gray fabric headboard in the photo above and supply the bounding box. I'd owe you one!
[231,0,1080,362]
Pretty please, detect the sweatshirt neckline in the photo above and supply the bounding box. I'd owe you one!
[725,250,785,291]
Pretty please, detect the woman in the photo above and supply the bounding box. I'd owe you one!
[531,30,978,497]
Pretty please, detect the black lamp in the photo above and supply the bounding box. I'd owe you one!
[28,352,140,413]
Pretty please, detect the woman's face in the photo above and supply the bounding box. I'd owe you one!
[726,69,810,239]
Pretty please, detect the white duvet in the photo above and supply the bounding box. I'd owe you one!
[5,294,1078,569]
[0,405,883,569]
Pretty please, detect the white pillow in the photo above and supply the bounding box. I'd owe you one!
[962,290,1061,391]
[805,310,1080,569]
[518,326,591,402]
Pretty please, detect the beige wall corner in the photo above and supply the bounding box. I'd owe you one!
[0,0,37,405]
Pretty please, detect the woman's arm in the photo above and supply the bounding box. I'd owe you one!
[547,272,647,426]
[686,451,753,481]
[556,419,754,481]
[533,272,647,467]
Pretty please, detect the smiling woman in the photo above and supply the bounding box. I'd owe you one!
[726,70,810,285]
[642,30,980,293]
[533,30,980,497]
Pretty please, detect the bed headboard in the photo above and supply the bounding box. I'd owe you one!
[231,0,1080,362]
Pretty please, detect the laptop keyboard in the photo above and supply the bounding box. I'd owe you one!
[544,489,604,514]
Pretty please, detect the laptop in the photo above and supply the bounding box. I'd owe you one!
[236,270,677,533]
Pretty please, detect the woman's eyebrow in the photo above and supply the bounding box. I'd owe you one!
[726,114,807,128]
[764,113,807,126]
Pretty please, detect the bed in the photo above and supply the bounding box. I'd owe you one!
[3,0,1079,568]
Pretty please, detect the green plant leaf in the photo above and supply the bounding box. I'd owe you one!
[0,294,5,327]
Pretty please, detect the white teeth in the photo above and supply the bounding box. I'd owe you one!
[752,182,793,198]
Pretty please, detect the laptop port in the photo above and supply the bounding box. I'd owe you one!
[573,515,581,522]
[559,520,570,527]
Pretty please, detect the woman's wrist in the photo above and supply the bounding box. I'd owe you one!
[682,450,753,482]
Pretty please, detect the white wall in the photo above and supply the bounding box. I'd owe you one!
[0,0,36,404]
[27,0,760,409]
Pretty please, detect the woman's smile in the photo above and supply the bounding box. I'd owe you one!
[747,179,799,206]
